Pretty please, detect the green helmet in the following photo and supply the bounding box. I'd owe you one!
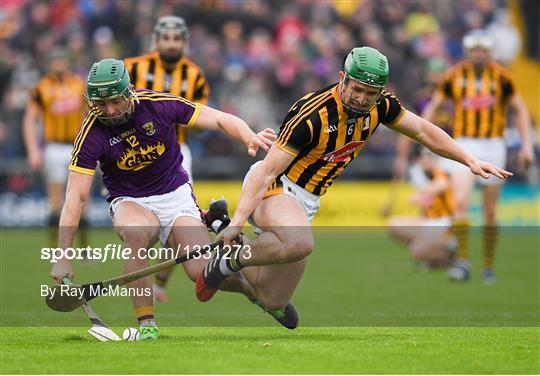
[343,47,389,87]
[86,59,131,100]
[85,59,133,126]
[340,47,389,116]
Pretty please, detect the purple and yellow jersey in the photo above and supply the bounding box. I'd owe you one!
[69,90,201,201]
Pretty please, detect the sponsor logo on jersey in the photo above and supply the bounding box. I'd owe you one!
[320,141,364,162]
[117,142,166,171]
[50,97,82,114]
[462,95,495,110]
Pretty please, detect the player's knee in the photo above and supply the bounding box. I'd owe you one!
[410,240,431,260]
[117,224,154,250]
[286,238,314,262]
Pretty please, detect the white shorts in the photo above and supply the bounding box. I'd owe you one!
[108,183,202,245]
[180,143,192,183]
[43,143,72,184]
[243,161,321,225]
[422,217,452,227]
[421,217,451,237]
[439,137,506,186]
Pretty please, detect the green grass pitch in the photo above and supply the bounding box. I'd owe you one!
[2,327,538,374]
[1,228,538,374]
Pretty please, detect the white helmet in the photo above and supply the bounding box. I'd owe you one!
[152,16,189,45]
[463,29,494,52]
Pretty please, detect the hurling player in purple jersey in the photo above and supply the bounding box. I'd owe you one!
[50,59,276,340]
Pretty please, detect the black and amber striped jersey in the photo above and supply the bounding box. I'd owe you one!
[421,167,454,219]
[124,51,209,143]
[30,73,85,143]
[270,84,405,196]
[436,61,517,138]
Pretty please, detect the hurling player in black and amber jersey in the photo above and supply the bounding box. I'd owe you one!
[389,147,456,268]
[23,48,88,247]
[196,47,512,329]
[422,30,534,283]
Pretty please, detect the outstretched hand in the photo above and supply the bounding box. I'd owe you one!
[247,128,277,156]
[468,159,513,180]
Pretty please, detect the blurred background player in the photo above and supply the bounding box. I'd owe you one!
[22,47,89,247]
[389,146,455,268]
[421,29,534,283]
[124,16,210,302]
[124,15,209,182]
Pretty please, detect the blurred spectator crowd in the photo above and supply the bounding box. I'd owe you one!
[0,0,526,191]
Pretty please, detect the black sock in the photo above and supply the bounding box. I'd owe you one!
[224,248,244,273]
[204,249,244,288]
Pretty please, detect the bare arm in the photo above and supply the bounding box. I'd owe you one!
[509,93,535,169]
[216,146,295,244]
[194,105,275,156]
[230,146,295,227]
[393,93,446,178]
[22,101,43,171]
[50,171,94,282]
[386,110,512,179]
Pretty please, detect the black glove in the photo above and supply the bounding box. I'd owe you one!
[205,198,231,233]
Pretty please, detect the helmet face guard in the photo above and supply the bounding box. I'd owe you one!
[340,75,384,117]
[84,90,135,127]
[340,47,389,117]
[85,59,134,126]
